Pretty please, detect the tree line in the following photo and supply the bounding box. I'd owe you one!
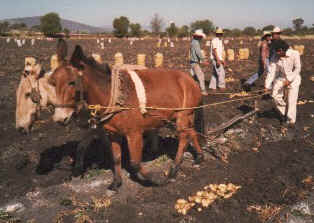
[1,12,314,38]
[113,15,314,38]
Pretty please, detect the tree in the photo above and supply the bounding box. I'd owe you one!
[142,30,151,36]
[190,19,214,35]
[177,25,189,38]
[31,25,41,32]
[311,24,314,34]
[150,13,164,35]
[129,23,142,37]
[113,16,130,38]
[282,28,293,36]
[0,21,9,34]
[242,26,256,36]
[40,12,62,36]
[256,29,263,36]
[9,22,27,30]
[231,28,242,37]
[166,22,178,37]
[222,28,232,37]
[63,28,70,38]
[292,17,304,31]
[299,26,309,35]
[262,25,274,31]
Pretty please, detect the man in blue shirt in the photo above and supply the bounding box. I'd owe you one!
[190,29,209,96]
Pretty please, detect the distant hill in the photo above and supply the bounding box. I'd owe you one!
[2,16,112,33]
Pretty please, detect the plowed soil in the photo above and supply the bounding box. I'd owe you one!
[0,37,313,223]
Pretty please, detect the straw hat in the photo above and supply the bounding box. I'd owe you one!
[215,27,224,34]
[272,27,281,33]
[263,31,271,37]
[193,29,206,38]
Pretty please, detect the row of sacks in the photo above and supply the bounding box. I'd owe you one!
[33,44,305,72]
[156,41,175,48]
[199,48,250,61]
[44,52,164,71]
[201,45,305,61]
[114,52,164,67]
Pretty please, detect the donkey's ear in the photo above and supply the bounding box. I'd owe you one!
[70,45,85,70]
[104,63,111,76]
[56,39,67,61]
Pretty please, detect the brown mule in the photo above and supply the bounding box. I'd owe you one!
[49,39,204,191]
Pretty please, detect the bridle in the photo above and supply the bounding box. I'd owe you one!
[23,71,43,115]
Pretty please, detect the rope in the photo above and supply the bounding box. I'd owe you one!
[88,90,270,114]
[207,89,266,95]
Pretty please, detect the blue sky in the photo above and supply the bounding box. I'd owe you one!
[1,0,314,29]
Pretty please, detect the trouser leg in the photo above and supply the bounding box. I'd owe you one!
[265,62,276,90]
[272,78,286,116]
[209,63,218,89]
[245,60,266,85]
[190,68,195,76]
[209,61,225,89]
[191,63,206,92]
[286,84,300,123]
[217,64,226,88]
[245,73,259,85]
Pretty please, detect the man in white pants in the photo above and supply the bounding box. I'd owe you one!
[209,27,226,92]
[267,40,301,127]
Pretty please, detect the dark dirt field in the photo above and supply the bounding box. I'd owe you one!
[0,37,313,223]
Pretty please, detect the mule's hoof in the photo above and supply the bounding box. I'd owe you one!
[108,181,122,192]
[194,153,204,165]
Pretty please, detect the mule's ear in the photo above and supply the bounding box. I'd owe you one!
[104,63,111,76]
[57,39,67,61]
[70,45,85,70]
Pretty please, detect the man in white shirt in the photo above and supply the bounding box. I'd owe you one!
[209,28,226,91]
[267,40,301,126]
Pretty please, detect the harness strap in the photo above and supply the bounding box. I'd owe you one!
[128,70,147,114]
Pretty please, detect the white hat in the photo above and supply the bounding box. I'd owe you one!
[272,27,281,33]
[215,27,224,34]
[193,29,206,38]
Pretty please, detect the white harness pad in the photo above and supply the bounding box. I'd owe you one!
[128,70,147,114]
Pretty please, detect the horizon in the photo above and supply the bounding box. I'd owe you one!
[1,0,314,30]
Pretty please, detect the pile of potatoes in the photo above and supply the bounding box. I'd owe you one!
[229,91,249,98]
[175,183,241,215]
